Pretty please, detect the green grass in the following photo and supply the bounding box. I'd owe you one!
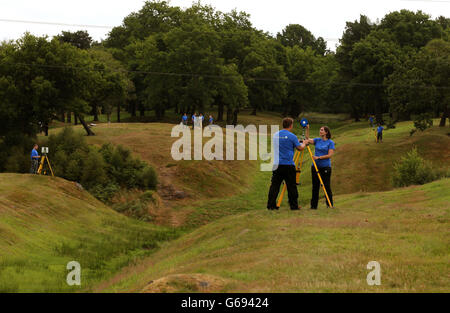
[96,176,450,292]
[0,174,180,292]
[7,111,450,292]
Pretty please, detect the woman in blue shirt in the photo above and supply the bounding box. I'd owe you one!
[305,125,335,209]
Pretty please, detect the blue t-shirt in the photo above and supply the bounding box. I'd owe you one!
[369,117,374,122]
[274,130,300,166]
[313,138,335,168]
[31,149,38,160]
[377,126,384,133]
[182,115,188,121]
[209,117,213,123]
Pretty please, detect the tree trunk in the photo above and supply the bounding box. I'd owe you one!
[117,102,121,123]
[217,102,224,122]
[439,105,449,127]
[60,112,65,122]
[232,108,239,126]
[67,112,71,123]
[93,104,99,122]
[139,103,145,117]
[77,114,95,136]
[74,114,78,125]
[44,122,49,136]
[131,100,137,117]
[251,107,257,116]
[226,107,233,125]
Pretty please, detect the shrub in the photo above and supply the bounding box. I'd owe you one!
[42,130,158,202]
[411,113,433,134]
[138,166,158,189]
[392,148,441,187]
[81,149,108,190]
[112,191,156,221]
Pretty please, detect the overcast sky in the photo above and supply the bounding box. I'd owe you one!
[0,0,448,50]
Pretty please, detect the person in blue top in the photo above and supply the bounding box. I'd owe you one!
[208,115,214,128]
[30,144,40,174]
[191,113,197,129]
[182,113,188,126]
[305,125,335,209]
[369,115,375,128]
[267,118,307,211]
[377,123,384,143]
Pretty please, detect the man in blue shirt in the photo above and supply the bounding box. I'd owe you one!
[267,118,306,211]
[182,113,188,126]
[30,144,40,174]
[377,124,384,143]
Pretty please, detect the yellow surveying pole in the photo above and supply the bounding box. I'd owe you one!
[307,145,333,208]
[373,129,378,143]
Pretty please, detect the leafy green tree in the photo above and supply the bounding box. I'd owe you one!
[277,24,327,55]
[242,37,287,115]
[386,39,450,125]
[349,30,404,121]
[378,10,444,49]
[55,30,93,49]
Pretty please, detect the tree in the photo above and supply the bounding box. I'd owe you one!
[386,39,450,125]
[349,30,404,121]
[0,34,100,138]
[55,30,93,49]
[378,10,444,49]
[241,37,288,115]
[277,24,328,55]
[285,46,318,116]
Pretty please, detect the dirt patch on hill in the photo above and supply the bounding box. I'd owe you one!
[142,273,230,293]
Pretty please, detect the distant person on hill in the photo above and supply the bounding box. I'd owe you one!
[208,115,214,128]
[377,124,384,143]
[304,125,335,209]
[199,114,204,128]
[182,113,188,127]
[267,117,307,211]
[369,115,375,128]
[192,113,197,129]
[30,144,40,174]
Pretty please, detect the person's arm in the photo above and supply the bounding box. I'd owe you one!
[313,149,334,160]
[304,125,314,145]
[296,141,306,151]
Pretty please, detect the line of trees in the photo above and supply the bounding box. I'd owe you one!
[0,1,449,149]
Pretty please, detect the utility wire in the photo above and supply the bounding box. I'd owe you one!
[0,18,114,29]
[2,61,450,90]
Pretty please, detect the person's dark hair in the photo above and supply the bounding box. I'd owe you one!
[282,117,294,129]
[33,144,38,148]
[322,126,331,139]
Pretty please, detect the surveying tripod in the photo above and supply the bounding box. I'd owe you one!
[37,147,54,177]
[276,119,333,208]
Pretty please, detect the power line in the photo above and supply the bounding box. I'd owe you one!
[0,18,114,29]
[3,61,450,90]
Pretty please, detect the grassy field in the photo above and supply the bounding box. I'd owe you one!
[0,174,180,292]
[95,174,449,292]
[5,111,449,292]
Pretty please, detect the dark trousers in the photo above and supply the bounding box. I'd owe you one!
[267,165,298,210]
[377,132,382,142]
[30,159,39,174]
[311,166,333,209]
